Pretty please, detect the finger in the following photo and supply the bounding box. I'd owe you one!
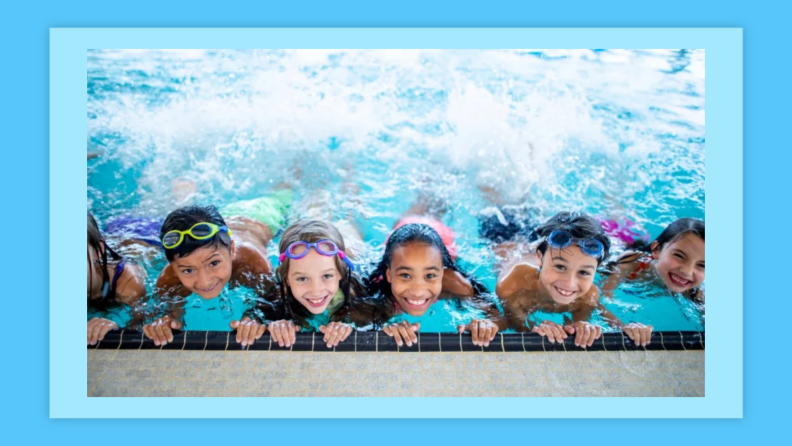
[171,319,183,330]
[470,321,480,346]
[586,325,596,347]
[405,323,418,344]
[592,326,601,346]
[256,323,267,340]
[322,323,334,343]
[340,325,352,342]
[153,320,167,345]
[397,325,411,347]
[98,321,115,342]
[412,322,421,332]
[564,325,576,335]
[243,320,254,346]
[491,324,499,341]
[87,319,97,345]
[271,323,284,347]
[319,325,328,335]
[482,325,493,347]
[383,325,393,337]
[230,320,240,330]
[247,323,259,346]
[288,322,297,347]
[391,326,404,346]
[326,325,340,348]
[143,324,153,341]
[545,325,556,343]
[646,326,654,346]
[89,321,104,345]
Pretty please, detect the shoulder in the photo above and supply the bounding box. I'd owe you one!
[116,263,147,304]
[496,262,538,297]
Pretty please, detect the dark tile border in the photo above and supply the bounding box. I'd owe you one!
[91,330,704,353]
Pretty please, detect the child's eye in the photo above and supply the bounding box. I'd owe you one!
[426,273,437,279]
[181,269,194,275]
[399,273,411,279]
[555,265,566,271]
[323,274,335,280]
[296,277,308,282]
[209,260,220,267]
[674,253,685,260]
[579,271,591,277]
[697,263,705,270]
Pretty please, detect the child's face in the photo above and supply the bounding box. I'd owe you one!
[652,233,705,293]
[170,242,236,299]
[286,250,342,315]
[537,245,598,305]
[386,243,444,316]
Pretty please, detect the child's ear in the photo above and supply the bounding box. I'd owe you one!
[536,250,543,268]
[650,241,660,259]
[230,240,237,260]
[386,269,392,284]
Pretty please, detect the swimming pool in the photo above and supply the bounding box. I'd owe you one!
[88,49,704,333]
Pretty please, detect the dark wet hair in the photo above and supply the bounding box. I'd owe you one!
[274,220,378,327]
[535,211,611,265]
[645,218,705,254]
[160,205,231,262]
[366,223,489,309]
[87,211,123,311]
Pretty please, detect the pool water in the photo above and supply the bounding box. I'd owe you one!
[88,49,705,333]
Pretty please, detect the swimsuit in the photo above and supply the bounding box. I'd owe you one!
[104,216,163,248]
[220,189,294,233]
[478,205,541,244]
[598,217,649,248]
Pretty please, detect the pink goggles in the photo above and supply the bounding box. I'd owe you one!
[278,240,355,271]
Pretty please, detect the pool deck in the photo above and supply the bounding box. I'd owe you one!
[88,349,704,397]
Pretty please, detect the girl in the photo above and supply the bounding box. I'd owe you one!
[87,211,147,345]
[367,223,502,348]
[493,212,654,347]
[266,220,386,349]
[144,199,290,347]
[601,218,705,303]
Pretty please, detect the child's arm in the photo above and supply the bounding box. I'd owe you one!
[88,264,148,345]
[140,265,190,346]
[600,252,644,298]
[442,268,504,346]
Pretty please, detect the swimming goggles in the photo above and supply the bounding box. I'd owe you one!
[278,240,355,271]
[161,222,232,250]
[546,230,605,259]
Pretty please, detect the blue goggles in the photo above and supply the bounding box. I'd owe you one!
[546,230,605,259]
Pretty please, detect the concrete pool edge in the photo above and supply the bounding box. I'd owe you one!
[89,330,704,352]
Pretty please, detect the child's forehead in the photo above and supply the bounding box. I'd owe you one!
[545,245,598,265]
[289,250,338,271]
[668,233,705,255]
[173,244,228,265]
[391,243,443,263]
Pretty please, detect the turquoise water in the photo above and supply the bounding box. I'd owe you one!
[88,49,704,332]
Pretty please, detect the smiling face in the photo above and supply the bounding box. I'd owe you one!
[536,245,598,305]
[386,243,444,316]
[286,250,342,315]
[171,241,236,299]
[652,233,705,293]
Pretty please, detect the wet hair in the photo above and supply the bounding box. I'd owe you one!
[646,218,705,254]
[366,223,490,311]
[160,205,231,262]
[87,211,123,311]
[275,220,380,327]
[535,211,611,265]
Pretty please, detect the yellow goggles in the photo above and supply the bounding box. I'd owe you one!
[161,222,232,250]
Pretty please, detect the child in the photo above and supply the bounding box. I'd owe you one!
[367,223,502,347]
[87,211,147,345]
[144,198,290,347]
[493,212,654,347]
[601,218,705,303]
[266,220,386,349]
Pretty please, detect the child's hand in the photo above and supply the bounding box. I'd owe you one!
[531,321,568,344]
[623,323,654,347]
[457,319,499,347]
[87,317,118,345]
[268,320,301,348]
[318,322,353,348]
[230,317,267,347]
[564,321,602,348]
[383,321,420,347]
[143,315,183,346]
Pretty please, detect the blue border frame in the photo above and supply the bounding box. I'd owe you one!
[52,28,740,418]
